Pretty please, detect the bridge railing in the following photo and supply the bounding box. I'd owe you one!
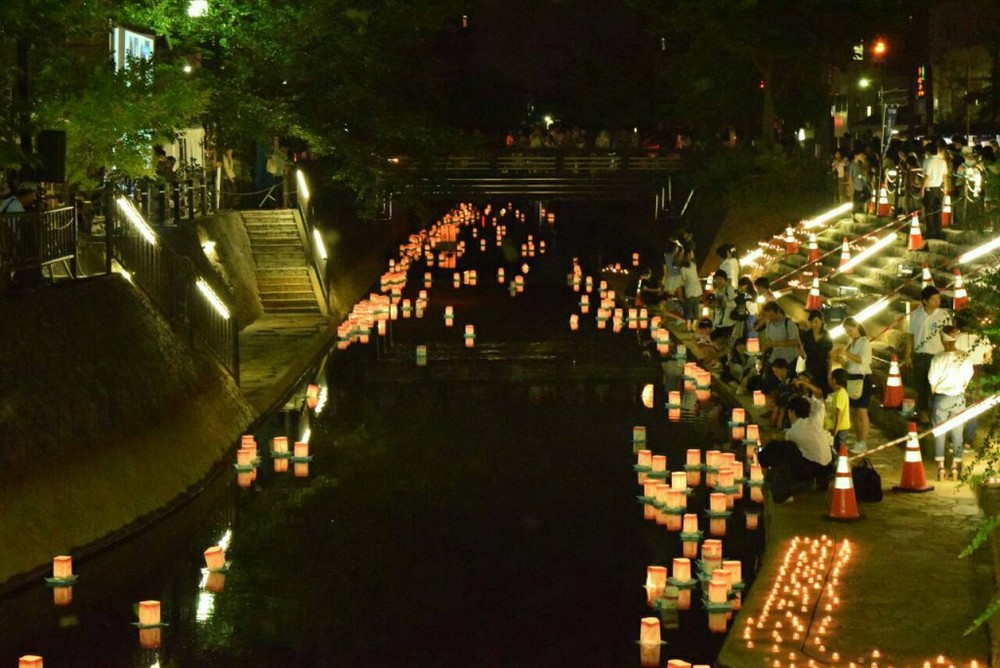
[408,154,682,175]
[0,206,77,281]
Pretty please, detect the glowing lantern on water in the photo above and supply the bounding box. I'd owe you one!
[401,299,412,318]
[52,555,73,580]
[18,657,43,668]
[749,464,764,502]
[671,471,687,493]
[745,423,759,444]
[651,455,667,474]
[424,272,432,289]
[668,408,681,421]
[666,661,692,668]
[237,471,253,488]
[731,407,745,424]
[640,644,661,668]
[444,306,454,326]
[204,546,226,571]
[746,336,760,354]
[416,345,427,367]
[237,449,254,468]
[672,557,692,582]
[639,617,661,646]
[702,539,723,560]
[378,320,387,336]
[709,492,727,514]
[731,423,745,441]
[705,450,721,487]
[668,390,681,407]
[274,458,288,473]
[515,276,525,293]
[646,566,667,605]
[665,489,685,531]
[628,308,638,330]
[685,449,702,487]
[570,314,579,331]
[453,273,461,288]
[745,511,759,530]
[642,384,655,408]
[753,390,765,406]
[580,294,590,313]
[633,252,640,267]
[138,600,161,627]
[642,480,658,520]
[654,484,670,525]
[497,268,505,283]
[633,426,647,445]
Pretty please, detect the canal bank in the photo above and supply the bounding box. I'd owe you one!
[665,323,993,666]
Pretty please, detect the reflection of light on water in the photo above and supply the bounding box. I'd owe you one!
[149,661,160,668]
[218,528,232,552]
[301,427,311,444]
[314,385,329,414]
[196,588,216,623]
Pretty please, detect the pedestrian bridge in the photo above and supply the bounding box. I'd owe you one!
[392,154,684,200]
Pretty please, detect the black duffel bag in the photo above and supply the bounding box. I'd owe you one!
[851,458,883,502]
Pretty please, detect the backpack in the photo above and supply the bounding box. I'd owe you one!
[851,458,883,503]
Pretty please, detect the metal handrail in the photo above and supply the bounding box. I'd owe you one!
[411,155,682,174]
[0,206,77,280]
[108,191,238,382]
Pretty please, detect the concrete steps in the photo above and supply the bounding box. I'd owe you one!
[240,210,323,315]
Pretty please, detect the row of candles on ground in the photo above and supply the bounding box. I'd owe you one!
[235,434,312,485]
[33,540,234,657]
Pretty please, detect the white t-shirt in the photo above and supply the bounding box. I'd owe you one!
[909,307,952,355]
[922,154,949,189]
[720,257,740,284]
[680,264,702,298]
[845,335,872,375]
[713,283,736,328]
[957,333,993,366]
[786,408,834,466]
[928,349,974,397]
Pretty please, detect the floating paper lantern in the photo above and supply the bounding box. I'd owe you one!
[651,455,667,473]
[497,268,505,283]
[665,490,685,531]
[753,390,765,406]
[745,511,759,530]
[237,471,253,488]
[642,480,658,520]
[667,390,681,407]
[138,600,161,627]
[378,320,387,336]
[237,448,254,468]
[628,308,638,330]
[464,324,476,348]
[274,458,289,473]
[416,345,427,367]
[294,441,310,478]
[642,384,655,408]
[646,566,667,605]
[306,384,320,409]
[746,336,760,354]
[745,423,760,444]
[204,546,226,571]
[569,314,579,331]
[633,426,647,445]
[676,344,687,359]
[672,557,692,582]
[654,484,670,526]
[682,514,698,534]
[640,644,661,668]
[639,617,661,646]
[444,306,454,326]
[668,408,681,422]
[424,272,432,289]
[671,471,687,493]
[580,294,590,314]
[515,276,524,293]
[52,555,73,580]
[18,657,43,668]
[685,449,702,487]
[731,407,745,424]
[702,539,723,560]
[731,423,745,441]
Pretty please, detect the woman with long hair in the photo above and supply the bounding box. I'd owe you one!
[832,317,872,454]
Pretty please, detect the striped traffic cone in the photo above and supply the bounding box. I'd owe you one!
[881,354,903,409]
[892,422,934,493]
[942,193,952,228]
[953,269,968,310]
[838,238,852,274]
[785,226,799,255]
[907,213,924,251]
[807,233,821,263]
[876,182,891,217]
[804,276,822,310]
[921,262,934,288]
[827,445,861,521]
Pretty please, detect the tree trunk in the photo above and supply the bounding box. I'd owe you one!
[760,61,776,147]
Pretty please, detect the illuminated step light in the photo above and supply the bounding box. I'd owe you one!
[296,169,310,201]
[116,196,157,245]
[829,297,892,339]
[312,229,327,260]
[802,202,852,230]
[837,232,896,274]
[958,234,1000,265]
[196,278,231,320]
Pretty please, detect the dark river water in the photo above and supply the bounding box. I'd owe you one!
[0,204,764,666]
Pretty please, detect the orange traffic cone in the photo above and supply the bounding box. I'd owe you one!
[953,269,968,310]
[785,225,798,255]
[839,238,852,274]
[876,182,891,217]
[892,422,934,493]
[942,193,952,228]
[907,213,924,251]
[805,276,822,310]
[921,262,934,288]
[827,445,862,521]
[807,233,821,263]
[881,354,903,409]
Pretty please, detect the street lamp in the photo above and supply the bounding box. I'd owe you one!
[858,78,871,89]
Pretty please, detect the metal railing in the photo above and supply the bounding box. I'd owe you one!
[0,206,77,281]
[109,191,239,382]
[408,154,683,174]
[124,177,217,227]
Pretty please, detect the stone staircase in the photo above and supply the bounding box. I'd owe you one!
[241,210,326,315]
[759,207,992,404]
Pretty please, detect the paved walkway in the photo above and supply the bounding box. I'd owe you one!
[667,322,993,667]
[238,314,336,413]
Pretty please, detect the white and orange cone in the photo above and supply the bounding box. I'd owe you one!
[907,213,924,251]
[921,262,934,289]
[827,445,862,521]
[807,233,821,264]
[942,193,952,228]
[953,269,968,310]
[881,354,903,409]
[892,422,934,493]
[876,182,891,217]
[839,238,852,274]
[804,276,822,310]
[784,226,798,255]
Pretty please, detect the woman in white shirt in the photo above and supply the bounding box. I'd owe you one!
[832,317,872,455]
[717,244,741,285]
[679,257,702,331]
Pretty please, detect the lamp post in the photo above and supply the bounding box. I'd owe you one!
[872,38,889,206]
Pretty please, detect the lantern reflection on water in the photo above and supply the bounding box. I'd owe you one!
[18,657,43,668]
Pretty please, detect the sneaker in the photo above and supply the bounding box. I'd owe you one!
[848,442,867,456]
